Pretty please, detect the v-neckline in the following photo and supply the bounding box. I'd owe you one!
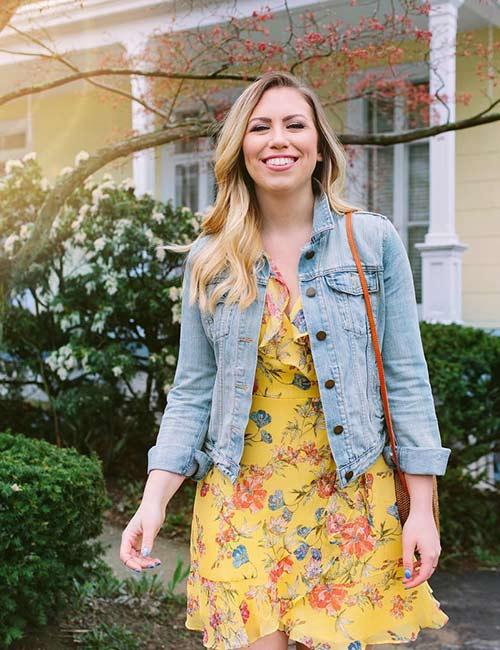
[266,254,301,321]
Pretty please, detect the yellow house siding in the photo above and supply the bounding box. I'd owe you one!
[456,26,500,329]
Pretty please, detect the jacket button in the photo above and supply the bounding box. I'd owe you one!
[306,287,316,297]
[305,250,315,259]
[345,470,353,481]
[333,425,343,434]
[316,330,327,340]
[325,379,335,388]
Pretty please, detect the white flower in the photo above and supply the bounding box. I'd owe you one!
[40,177,51,191]
[144,228,155,243]
[19,222,35,241]
[94,237,106,252]
[121,177,135,190]
[112,366,123,377]
[171,302,182,324]
[5,159,23,174]
[151,210,165,224]
[165,354,176,366]
[75,150,90,166]
[4,234,20,256]
[85,280,96,294]
[57,367,69,380]
[79,204,91,218]
[114,218,131,237]
[59,166,74,176]
[74,231,87,244]
[181,206,191,215]
[102,173,113,182]
[11,483,22,492]
[91,187,105,205]
[189,217,201,232]
[52,301,64,313]
[156,246,166,262]
[104,274,118,295]
[22,152,37,162]
[168,286,182,301]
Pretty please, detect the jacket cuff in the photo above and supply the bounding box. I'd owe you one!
[383,444,451,476]
[147,444,214,481]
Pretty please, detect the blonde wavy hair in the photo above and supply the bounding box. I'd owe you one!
[163,70,360,316]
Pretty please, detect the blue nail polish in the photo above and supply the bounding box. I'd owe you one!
[141,547,150,557]
[404,568,412,579]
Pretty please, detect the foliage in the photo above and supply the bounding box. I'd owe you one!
[0,429,110,647]
[0,154,203,476]
[420,321,500,566]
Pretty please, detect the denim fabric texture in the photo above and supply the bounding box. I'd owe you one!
[147,190,451,488]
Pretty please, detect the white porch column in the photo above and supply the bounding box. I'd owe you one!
[415,0,467,324]
[124,38,156,198]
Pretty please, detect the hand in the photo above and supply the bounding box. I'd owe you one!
[401,509,441,589]
[120,501,165,572]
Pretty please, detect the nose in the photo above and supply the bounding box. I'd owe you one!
[267,126,290,148]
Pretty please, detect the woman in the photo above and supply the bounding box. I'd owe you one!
[120,71,451,650]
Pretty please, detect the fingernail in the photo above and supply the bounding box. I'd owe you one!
[147,564,155,568]
[404,568,412,579]
[154,561,161,566]
[141,547,150,557]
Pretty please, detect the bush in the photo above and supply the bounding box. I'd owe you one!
[420,322,500,566]
[0,155,203,477]
[0,430,111,647]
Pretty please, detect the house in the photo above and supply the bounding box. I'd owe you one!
[1,0,498,481]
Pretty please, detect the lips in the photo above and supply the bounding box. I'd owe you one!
[262,156,298,163]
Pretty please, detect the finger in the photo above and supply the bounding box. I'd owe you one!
[403,556,435,589]
[401,536,416,586]
[120,526,144,566]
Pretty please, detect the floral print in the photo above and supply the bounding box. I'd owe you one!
[185,258,449,649]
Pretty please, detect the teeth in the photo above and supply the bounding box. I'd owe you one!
[265,157,296,166]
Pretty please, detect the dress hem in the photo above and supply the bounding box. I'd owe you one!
[185,614,449,650]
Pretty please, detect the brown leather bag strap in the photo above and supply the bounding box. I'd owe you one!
[345,211,409,495]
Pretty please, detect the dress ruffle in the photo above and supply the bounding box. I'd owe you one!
[186,554,449,650]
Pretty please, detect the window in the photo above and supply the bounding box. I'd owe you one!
[0,118,28,175]
[365,81,430,304]
[161,110,216,212]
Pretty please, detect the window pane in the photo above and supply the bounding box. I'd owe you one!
[408,225,427,304]
[175,162,199,211]
[4,132,26,149]
[408,142,430,303]
[367,146,394,219]
[206,160,216,205]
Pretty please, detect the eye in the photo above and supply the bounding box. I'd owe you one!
[250,122,305,132]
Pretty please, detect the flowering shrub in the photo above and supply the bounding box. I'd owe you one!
[0,152,204,476]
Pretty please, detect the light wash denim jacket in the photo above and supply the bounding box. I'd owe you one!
[148,190,451,488]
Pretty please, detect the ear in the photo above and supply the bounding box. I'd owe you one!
[317,151,323,161]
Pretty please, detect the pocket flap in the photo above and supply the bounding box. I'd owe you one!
[325,269,379,295]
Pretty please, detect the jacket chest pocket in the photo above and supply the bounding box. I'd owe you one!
[202,285,232,341]
[324,269,380,336]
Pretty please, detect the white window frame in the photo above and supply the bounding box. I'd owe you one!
[346,64,430,315]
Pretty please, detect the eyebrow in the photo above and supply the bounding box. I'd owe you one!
[248,113,308,124]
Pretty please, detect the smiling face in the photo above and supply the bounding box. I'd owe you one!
[242,86,323,194]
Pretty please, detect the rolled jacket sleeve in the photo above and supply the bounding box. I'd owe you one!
[147,238,216,478]
[380,218,451,476]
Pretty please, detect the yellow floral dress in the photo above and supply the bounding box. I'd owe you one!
[185,258,449,650]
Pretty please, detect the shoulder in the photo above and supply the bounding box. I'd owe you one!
[350,210,390,224]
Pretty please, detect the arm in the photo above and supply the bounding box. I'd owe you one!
[380,218,451,476]
[147,238,217,480]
